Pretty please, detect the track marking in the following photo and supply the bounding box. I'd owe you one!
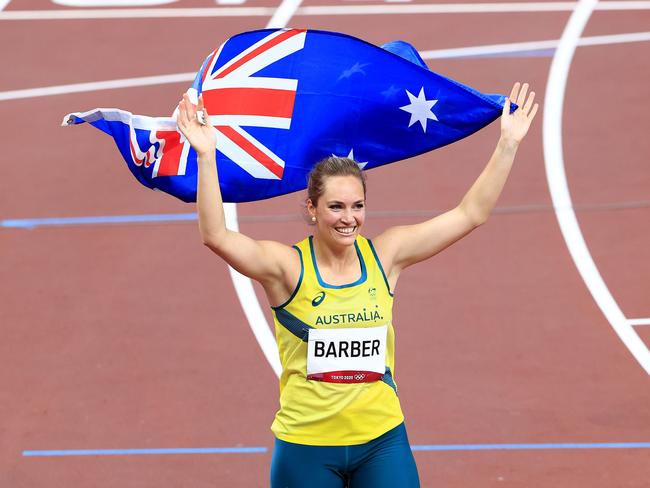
[411,442,650,451]
[0,7,274,19]
[420,31,650,59]
[543,0,650,374]
[0,73,195,102]
[4,199,650,229]
[629,319,650,326]
[24,446,267,456]
[268,0,303,27]
[223,204,282,376]
[51,0,177,5]
[2,1,650,20]
[297,1,650,14]
[23,441,650,457]
[1,213,198,229]
[2,31,649,102]
[0,0,10,11]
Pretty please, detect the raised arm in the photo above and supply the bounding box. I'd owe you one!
[176,94,298,302]
[372,82,539,288]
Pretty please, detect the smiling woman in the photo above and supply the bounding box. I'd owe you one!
[306,158,368,274]
[175,81,538,488]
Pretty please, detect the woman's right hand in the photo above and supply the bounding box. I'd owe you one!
[176,93,217,157]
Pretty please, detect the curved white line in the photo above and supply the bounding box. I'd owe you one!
[223,204,282,376]
[543,0,650,374]
[268,0,303,28]
[222,0,304,378]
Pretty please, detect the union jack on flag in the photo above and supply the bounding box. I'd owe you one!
[200,28,306,180]
[64,29,510,203]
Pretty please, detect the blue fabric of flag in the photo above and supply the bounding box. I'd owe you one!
[63,29,511,203]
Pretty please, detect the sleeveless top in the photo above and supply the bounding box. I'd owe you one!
[270,235,404,446]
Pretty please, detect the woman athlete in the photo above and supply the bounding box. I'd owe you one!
[176,82,538,487]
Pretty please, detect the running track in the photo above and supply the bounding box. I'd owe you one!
[1,0,649,486]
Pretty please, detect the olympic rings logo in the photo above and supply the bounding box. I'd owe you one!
[354,374,365,381]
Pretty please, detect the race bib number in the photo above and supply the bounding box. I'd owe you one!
[307,325,387,383]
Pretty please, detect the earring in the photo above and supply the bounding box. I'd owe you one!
[311,216,316,223]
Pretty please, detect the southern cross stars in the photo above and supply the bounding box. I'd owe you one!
[346,148,368,169]
[338,62,371,80]
[332,148,368,169]
[399,87,439,132]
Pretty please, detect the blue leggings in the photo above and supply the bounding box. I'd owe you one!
[270,423,420,488]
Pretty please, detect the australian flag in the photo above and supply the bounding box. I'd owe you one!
[63,29,510,203]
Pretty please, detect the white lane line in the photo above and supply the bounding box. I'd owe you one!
[0,73,195,101]
[0,7,274,19]
[629,319,650,326]
[543,0,650,375]
[221,1,305,379]
[597,0,650,8]
[420,31,650,59]
[52,0,177,6]
[577,31,650,46]
[2,1,650,20]
[3,31,649,102]
[296,1,649,14]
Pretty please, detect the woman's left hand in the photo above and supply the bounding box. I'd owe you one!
[501,82,539,144]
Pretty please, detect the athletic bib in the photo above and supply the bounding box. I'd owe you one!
[307,325,388,383]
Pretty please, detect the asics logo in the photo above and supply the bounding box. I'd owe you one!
[312,291,326,307]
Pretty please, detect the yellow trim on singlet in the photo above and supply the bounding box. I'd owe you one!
[270,235,404,446]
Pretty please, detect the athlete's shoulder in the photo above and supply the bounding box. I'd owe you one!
[355,234,374,254]
[293,235,312,252]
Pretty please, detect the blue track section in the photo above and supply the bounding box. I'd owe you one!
[1,213,198,229]
[23,447,267,456]
[23,442,650,457]
[410,442,650,451]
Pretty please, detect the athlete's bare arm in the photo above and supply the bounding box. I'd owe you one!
[177,93,299,305]
[372,82,539,289]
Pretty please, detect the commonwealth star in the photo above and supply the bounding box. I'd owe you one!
[399,87,439,132]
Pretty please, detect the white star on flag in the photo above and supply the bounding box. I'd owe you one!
[399,87,439,132]
[333,148,368,169]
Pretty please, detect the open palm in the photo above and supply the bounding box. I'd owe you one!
[501,82,539,144]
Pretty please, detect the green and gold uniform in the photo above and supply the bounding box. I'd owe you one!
[271,235,404,446]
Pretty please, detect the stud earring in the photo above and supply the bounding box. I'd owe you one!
[311,216,316,223]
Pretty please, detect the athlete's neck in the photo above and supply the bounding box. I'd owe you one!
[311,235,358,273]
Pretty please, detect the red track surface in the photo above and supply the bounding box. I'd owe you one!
[2,1,649,487]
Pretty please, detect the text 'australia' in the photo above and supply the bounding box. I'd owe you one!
[315,309,383,326]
